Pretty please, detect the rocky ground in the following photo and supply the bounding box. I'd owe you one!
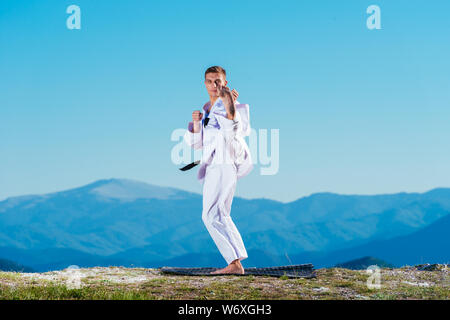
[0,264,448,300]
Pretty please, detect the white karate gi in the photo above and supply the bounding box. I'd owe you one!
[184,98,253,265]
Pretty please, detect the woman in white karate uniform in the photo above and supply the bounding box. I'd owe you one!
[183,66,253,274]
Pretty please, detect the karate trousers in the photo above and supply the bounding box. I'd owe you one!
[201,162,248,265]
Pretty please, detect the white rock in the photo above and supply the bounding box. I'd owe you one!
[402,281,431,287]
[313,286,330,292]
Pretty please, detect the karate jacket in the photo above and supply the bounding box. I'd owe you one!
[183,98,253,183]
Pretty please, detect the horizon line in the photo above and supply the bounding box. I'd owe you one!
[1,177,448,204]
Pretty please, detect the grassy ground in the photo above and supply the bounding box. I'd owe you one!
[0,265,448,300]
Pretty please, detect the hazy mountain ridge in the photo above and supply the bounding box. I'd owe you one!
[0,179,449,271]
[334,256,396,270]
[0,257,35,272]
[0,215,448,271]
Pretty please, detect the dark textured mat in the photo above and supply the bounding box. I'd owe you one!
[160,264,316,278]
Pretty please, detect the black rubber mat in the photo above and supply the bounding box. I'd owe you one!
[160,264,316,278]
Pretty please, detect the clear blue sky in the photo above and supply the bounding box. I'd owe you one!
[1,0,449,203]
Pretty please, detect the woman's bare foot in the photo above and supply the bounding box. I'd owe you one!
[210,259,244,275]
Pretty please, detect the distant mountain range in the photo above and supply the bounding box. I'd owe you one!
[290,210,450,268]
[0,178,449,272]
[0,257,35,272]
[334,256,395,270]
